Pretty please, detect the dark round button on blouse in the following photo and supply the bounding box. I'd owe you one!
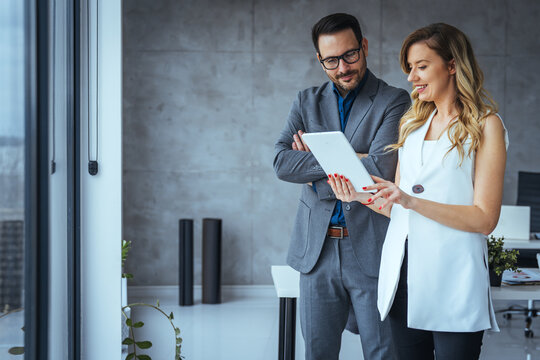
[412,184,424,194]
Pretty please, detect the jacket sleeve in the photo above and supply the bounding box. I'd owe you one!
[273,92,328,184]
[360,89,411,182]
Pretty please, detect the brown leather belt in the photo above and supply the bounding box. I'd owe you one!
[327,226,348,239]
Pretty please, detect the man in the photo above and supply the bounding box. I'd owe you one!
[273,13,410,360]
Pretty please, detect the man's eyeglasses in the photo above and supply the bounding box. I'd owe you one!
[319,48,362,70]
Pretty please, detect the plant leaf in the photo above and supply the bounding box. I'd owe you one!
[135,340,152,349]
[176,337,182,344]
[8,346,25,355]
[126,318,132,326]
[133,321,144,328]
[122,337,135,345]
[126,353,135,360]
[136,355,152,360]
[175,327,180,335]
[156,299,160,307]
[169,312,174,320]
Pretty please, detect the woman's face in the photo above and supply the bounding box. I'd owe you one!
[406,41,455,103]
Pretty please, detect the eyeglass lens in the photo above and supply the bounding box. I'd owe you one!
[322,49,360,70]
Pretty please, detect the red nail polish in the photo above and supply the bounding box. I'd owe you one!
[379,206,382,210]
[345,178,349,182]
[340,175,343,179]
[328,174,331,178]
[334,173,338,177]
[367,198,372,202]
[362,187,367,190]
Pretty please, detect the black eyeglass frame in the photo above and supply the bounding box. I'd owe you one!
[319,47,363,70]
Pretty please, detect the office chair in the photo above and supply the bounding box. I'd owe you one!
[517,171,540,233]
[498,171,540,337]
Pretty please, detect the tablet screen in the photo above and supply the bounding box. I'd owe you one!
[302,131,374,192]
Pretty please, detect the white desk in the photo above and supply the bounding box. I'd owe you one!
[492,284,540,300]
[491,268,540,339]
[271,266,300,360]
[503,239,540,250]
[271,265,300,298]
[496,241,540,301]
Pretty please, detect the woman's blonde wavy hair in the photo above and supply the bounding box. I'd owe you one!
[388,23,498,164]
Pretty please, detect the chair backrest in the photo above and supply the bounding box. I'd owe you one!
[517,171,540,233]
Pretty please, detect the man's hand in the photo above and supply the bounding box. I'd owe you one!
[292,130,311,152]
[357,153,368,160]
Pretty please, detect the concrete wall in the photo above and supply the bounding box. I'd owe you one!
[123,0,540,285]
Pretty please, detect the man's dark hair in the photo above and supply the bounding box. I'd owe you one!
[311,13,363,55]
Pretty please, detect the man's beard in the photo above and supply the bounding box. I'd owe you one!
[333,70,360,93]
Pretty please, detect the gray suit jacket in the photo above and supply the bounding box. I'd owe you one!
[274,69,411,277]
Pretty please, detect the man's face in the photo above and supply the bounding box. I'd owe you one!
[317,28,368,96]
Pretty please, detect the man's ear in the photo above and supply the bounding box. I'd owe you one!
[361,38,369,58]
[316,53,325,70]
[448,59,456,75]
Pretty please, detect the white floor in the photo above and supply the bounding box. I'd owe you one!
[126,286,540,360]
[126,286,363,360]
[2,288,540,359]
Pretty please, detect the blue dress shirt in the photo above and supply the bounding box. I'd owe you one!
[313,71,368,227]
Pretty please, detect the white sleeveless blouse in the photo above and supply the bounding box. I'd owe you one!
[377,110,508,332]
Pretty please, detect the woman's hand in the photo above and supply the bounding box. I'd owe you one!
[364,175,414,210]
[327,174,372,204]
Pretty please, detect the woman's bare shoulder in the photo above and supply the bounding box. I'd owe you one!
[482,114,505,138]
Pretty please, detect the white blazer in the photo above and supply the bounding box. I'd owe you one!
[377,110,508,332]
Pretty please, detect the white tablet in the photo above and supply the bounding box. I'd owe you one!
[301,131,374,192]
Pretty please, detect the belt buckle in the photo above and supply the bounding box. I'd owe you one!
[329,226,344,239]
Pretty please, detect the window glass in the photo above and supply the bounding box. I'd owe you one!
[0,0,26,356]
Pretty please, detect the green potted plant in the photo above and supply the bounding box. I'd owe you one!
[487,235,519,286]
[121,240,184,360]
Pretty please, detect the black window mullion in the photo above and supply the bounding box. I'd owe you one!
[68,0,82,359]
[24,0,50,359]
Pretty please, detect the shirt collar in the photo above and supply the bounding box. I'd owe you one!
[332,69,369,100]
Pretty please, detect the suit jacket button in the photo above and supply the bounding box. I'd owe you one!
[412,184,424,194]
[345,204,351,211]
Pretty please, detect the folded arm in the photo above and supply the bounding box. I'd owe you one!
[273,93,327,185]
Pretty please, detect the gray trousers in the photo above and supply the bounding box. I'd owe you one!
[299,236,395,360]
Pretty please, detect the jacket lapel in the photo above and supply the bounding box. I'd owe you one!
[343,70,378,141]
[319,83,341,132]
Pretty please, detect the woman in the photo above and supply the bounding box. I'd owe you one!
[328,23,507,359]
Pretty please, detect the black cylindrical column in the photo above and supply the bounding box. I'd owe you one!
[202,218,222,304]
[179,219,194,306]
